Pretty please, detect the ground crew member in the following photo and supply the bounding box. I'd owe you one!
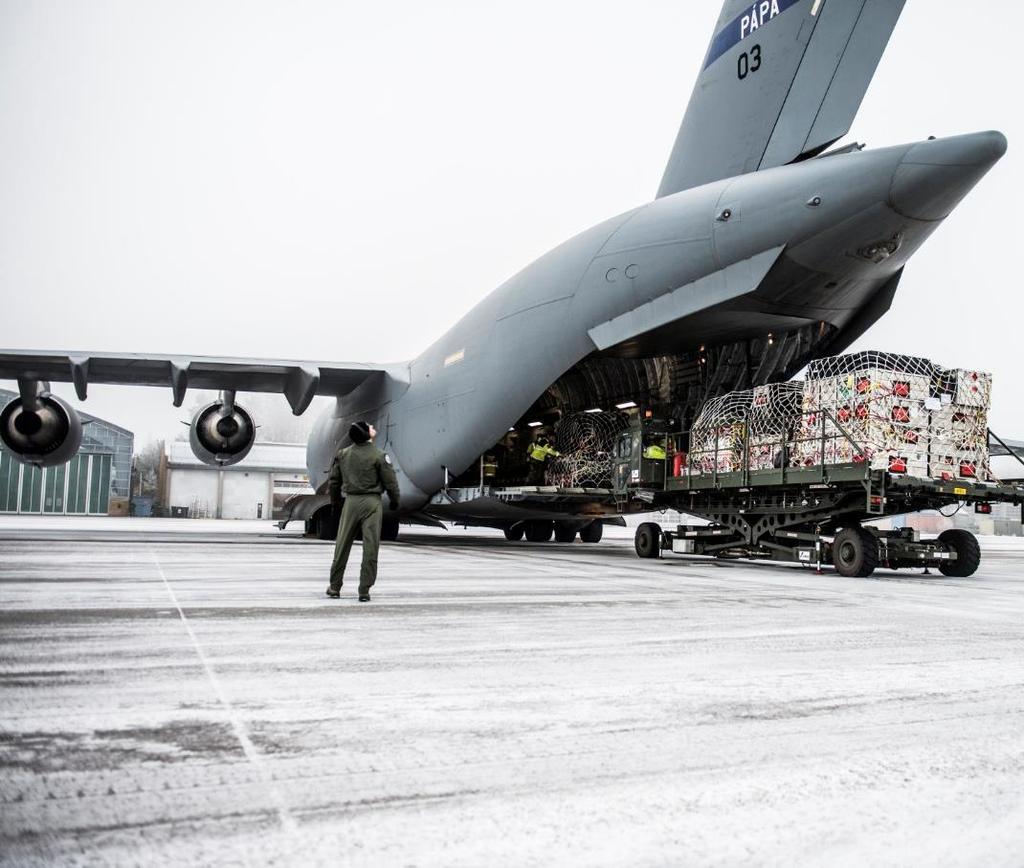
[642,443,667,460]
[325,421,400,602]
[527,435,560,484]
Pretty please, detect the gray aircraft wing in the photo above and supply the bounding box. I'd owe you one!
[0,349,390,414]
[657,0,905,198]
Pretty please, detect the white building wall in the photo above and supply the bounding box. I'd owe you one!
[221,472,271,519]
[165,441,312,520]
[169,468,219,517]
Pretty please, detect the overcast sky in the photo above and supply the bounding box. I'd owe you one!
[1,0,1021,446]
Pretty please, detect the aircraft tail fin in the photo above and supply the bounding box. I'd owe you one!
[657,0,905,198]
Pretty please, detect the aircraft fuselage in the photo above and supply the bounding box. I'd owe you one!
[307,131,1007,512]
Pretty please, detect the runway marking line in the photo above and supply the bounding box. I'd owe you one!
[150,550,298,835]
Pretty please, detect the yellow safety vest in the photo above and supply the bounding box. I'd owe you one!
[529,443,560,462]
[643,444,667,460]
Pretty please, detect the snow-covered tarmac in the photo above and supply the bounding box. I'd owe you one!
[1,516,1023,866]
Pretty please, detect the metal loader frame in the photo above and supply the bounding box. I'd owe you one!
[628,410,1024,576]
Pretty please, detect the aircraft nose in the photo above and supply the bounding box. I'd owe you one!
[889,130,1007,221]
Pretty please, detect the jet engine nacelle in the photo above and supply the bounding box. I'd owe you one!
[189,397,256,467]
[0,391,83,468]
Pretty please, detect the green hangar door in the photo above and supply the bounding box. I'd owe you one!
[0,451,113,515]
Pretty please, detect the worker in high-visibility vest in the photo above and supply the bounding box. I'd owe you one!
[642,443,667,460]
[527,436,560,484]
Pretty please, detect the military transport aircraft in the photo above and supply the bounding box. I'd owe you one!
[0,0,1008,542]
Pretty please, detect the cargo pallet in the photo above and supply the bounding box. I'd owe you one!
[630,416,1024,577]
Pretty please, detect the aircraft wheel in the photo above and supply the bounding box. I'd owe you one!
[579,521,603,543]
[937,529,981,577]
[524,520,554,543]
[381,514,400,543]
[832,527,879,577]
[553,523,577,543]
[314,506,338,541]
[635,522,662,559]
[504,525,524,542]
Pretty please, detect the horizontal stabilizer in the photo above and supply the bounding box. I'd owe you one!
[658,0,905,198]
[0,350,391,414]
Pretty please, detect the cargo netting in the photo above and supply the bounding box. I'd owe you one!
[683,351,994,482]
[689,383,803,474]
[794,351,993,481]
[547,411,630,488]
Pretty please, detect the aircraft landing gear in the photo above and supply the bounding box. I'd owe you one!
[312,506,339,541]
[504,520,605,542]
[524,520,554,542]
[381,513,400,543]
[553,523,577,543]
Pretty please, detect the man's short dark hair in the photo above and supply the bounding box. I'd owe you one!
[349,421,371,443]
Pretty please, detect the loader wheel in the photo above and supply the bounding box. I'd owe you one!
[554,523,577,543]
[524,520,554,543]
[579,521,603,543]
[937,529,981,577]
[635,522,662,559]
[832,527,879,578]
[504,525,524,542]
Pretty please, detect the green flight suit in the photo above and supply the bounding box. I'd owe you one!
[327,441,400,595]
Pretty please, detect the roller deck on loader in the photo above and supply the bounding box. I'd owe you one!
[429,403,1021,571]
[622,412,1024,578]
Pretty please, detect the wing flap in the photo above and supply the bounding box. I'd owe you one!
[0,350,390,414]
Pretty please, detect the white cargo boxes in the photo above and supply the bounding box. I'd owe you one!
[794,352,993,482]
[693,351,995,484]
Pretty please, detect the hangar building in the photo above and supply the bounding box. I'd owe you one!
[165,440,313,520]
[0,388,133,515]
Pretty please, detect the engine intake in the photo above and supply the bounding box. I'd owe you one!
[0,387,83,468]
[189,394,256,466]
